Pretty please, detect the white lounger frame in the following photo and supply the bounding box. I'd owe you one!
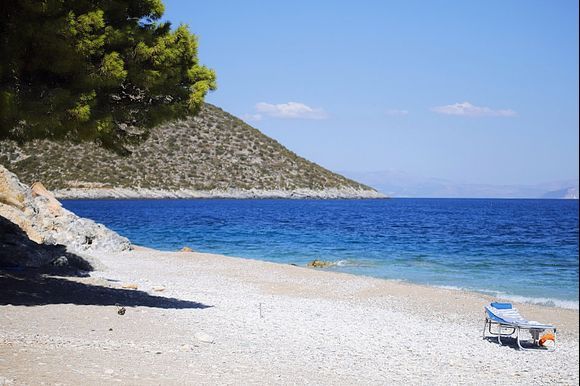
[482,310,557,351]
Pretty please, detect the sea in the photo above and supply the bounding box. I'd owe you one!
[62,198,579,310]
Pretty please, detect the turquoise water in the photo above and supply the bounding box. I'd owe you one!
[62,199,579,309]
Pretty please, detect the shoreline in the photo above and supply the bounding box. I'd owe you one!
[155,249,580,318]
[133,247,580,311]
[1,248,578,384]
[52,187,387,200]
[101,244,580,312]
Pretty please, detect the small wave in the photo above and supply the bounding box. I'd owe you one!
[434,285,579,310]
[334,259,376,268]
[434,284,464,291]
[492,293,579,310]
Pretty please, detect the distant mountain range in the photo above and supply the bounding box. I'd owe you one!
[341,170,579,199]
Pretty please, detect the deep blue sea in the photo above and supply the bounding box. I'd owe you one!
[62,199,579,309]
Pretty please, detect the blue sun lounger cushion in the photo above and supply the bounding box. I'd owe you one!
[490,302,512,309]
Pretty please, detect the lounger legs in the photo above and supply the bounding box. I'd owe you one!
[482,318,488,339]
[516,327,557,351]
[483,316,556,351]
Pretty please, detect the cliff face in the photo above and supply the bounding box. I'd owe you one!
[0,165,131,268]
[0,104,384,199]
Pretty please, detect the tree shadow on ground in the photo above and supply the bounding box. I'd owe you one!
[0,271,212,309]
[0,216,211,310]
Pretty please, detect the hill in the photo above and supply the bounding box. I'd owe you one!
[542,187,579,200]
[343,170,579,199]
[0,104,382,199]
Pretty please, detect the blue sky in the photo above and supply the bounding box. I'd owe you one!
[163,0,579,185]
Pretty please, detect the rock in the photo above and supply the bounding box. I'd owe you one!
[0,166,26,209]
[0,165,131,268]
[194,332,215,344]
[0,215,95,270]
[307,259,336,268]
[31,182,62,216]
[51,256,69,267]
[180,246,193,252]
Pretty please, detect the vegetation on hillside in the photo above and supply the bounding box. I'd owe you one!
[0,104,372,192]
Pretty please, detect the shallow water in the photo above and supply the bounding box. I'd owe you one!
[63,198,579,309]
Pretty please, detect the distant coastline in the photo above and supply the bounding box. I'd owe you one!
[53,187,388,200]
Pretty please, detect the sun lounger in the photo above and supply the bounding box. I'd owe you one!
[482,302,557,351]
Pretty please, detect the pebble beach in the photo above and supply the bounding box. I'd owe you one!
[1,248,578,385]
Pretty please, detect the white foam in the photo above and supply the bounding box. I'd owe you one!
[434,285,579,310]
[322,264,579,310]
[492,293,579,310]
[434,285,464,291]
[333,259,376,267]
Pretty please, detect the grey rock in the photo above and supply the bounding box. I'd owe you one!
[51,256,69,267]
[1,165,132,268]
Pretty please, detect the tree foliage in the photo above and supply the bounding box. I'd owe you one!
[0,0,216,153]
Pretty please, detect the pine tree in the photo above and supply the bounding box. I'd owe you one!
[0,0,216,153]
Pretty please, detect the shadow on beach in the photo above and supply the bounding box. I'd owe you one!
[0,216,211,310]
[0,271,212,310]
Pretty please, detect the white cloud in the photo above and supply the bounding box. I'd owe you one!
[385,109,409,116]
[254,102,328,119]
[431,102,517,117]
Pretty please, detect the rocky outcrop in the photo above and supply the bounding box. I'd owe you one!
[307,260,336,268]
[1,165,131,267]
[0,216,95,270]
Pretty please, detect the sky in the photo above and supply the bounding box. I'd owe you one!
[163,0,579,186]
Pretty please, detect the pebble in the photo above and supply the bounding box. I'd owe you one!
[194,332,215,344]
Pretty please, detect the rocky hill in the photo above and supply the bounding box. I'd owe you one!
[0,104,383,199]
